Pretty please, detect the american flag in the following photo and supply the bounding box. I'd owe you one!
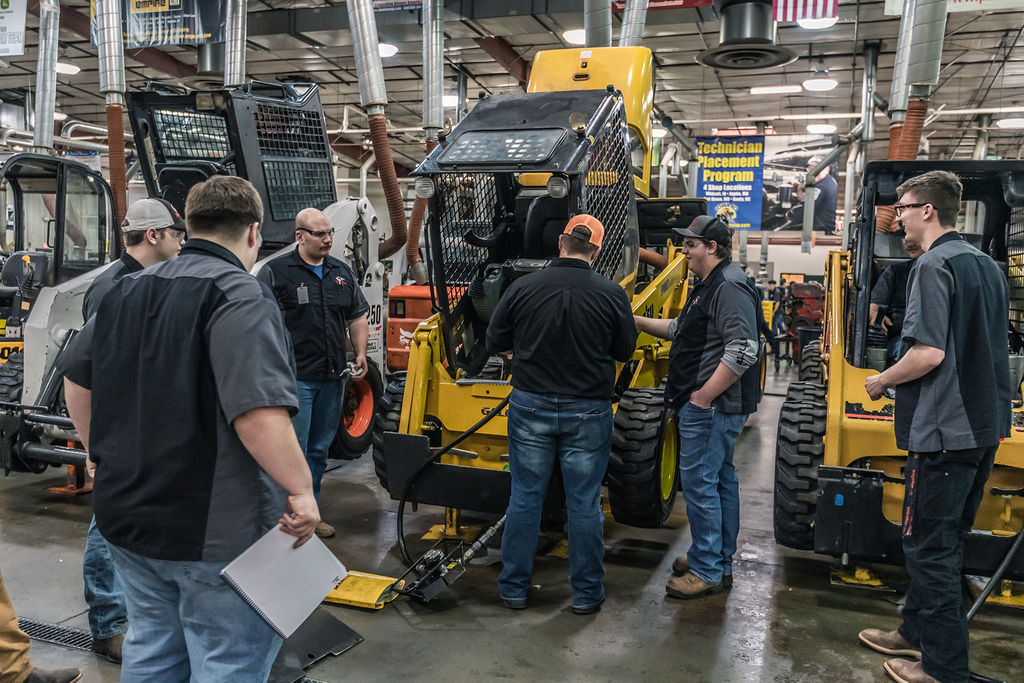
[773,0,839,22]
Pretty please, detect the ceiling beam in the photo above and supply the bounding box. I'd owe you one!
[28,1,196,80]
[473,37,530,91]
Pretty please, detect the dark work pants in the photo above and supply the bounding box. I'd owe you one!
[897,445,997,683]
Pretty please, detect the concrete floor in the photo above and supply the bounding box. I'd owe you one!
[2,367,1022,682]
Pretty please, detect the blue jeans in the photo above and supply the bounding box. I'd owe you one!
[498,389,613,609]
[108,544,282,682]
[83,517,128,639]
[677,402,748,584]
[898,446,996,682]
[292,378,345,502]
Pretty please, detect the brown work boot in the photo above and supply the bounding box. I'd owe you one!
[883,659,938,683]
[315,521,335,538]
[671,556,733,587]
[665,571,723,599]
[24,668,82,683]
[859,628,921,659]
[92,632,124,663]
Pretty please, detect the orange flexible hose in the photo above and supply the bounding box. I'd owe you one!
[369,113,408,259]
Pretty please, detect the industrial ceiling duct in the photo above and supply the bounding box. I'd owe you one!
[618,0,649,48]
[585,0,612,48]
[186,43,226,91]
[696,0,796,70]
[96,0,128,224]
[33,0,59,152]
[224,0,247,87]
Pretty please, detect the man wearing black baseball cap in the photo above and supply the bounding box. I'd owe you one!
[77,197,185,663]
[635,215,763,599]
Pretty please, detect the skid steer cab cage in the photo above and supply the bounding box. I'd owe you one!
[126,81,336,248]
[412,88,640,376]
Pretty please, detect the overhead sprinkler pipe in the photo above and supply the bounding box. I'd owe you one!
[585,0,612,48]
[96,0,128,224]
[347,0,407,259]
[618,0,650,48]
[224,0,247,87]
[32,0,59,153]
[876,0,947,234]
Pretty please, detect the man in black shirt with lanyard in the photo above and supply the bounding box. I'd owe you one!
[635,216,762,599]
[79,197,185,664]
[487,214,637,615]
[258,208,369,538]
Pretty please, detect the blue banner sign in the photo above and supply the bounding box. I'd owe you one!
[695,136,765,231]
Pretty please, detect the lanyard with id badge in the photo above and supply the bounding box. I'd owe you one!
[297,283,310,305]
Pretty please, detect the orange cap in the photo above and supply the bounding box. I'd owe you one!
[562,214,605,248]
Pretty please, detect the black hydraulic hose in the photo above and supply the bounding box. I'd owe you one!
[396,393,511,566]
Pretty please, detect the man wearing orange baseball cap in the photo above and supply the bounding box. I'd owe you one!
[487,214,636,615]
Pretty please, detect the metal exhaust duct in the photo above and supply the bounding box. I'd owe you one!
[697,0,795,70]
[860,42,880,143]
[33,0,59,152]
[585,0,612,48]
[422,0,443,140]
[346,0,407,259]
[224,0,247,87]
[96,0,129,224]
[619,0,650,48]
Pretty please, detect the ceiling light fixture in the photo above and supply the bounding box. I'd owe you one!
[750,84,803,95]
[802,57,837,92]
[442,94,459,108]
[562,29,586,46]
[53,112,68,121]
[55,62,81,75]
[378,43,399,58]
[995,117,1024,129]
[807,123,838,134]
[797,16,839,30]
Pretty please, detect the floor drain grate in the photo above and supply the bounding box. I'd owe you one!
[18,618,94,652]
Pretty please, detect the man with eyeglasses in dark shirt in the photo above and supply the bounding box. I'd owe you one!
[258,208,369,538]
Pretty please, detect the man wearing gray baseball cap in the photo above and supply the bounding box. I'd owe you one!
[78,197,185,663]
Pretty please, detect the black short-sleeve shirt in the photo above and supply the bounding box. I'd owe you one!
[61,239,299,562]
[257,250,370,381]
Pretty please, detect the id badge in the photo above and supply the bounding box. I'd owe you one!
[297,284,309,305]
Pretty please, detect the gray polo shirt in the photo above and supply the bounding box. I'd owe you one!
[896,231,1011,452]
[62,239,299,562]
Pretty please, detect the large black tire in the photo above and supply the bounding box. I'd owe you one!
[0,351,24,405]
[370,372,406,491]
[329,359,384,460]
[798,339,822,383]
[785,381,826,404]
[607,387,678,528]
[773,399,827,550]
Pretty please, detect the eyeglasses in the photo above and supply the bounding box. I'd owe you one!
[299,227,335,239]
[893,202,927,217]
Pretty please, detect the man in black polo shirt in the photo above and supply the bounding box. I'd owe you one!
[635,215,762,599]
[861,171,1010,683]
[487,214,637,615]
[257,207,369,539]
[78,197,185,664]
[62,176,319,681]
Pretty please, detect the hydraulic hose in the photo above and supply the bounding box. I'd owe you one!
[369,113,409,259]
[396,393,512,566]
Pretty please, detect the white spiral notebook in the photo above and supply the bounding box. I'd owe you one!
[220,525,347,638]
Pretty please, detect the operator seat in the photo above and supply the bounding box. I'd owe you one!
[521,195,568,260]
[0,251,54,306]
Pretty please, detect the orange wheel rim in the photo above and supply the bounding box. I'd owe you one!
[344,378,374,437]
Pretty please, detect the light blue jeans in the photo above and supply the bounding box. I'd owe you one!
[292,378,345,502]
[108,544,281,682]
[83,517,128,639]
[498,389,613,609]
[677,401,748,584]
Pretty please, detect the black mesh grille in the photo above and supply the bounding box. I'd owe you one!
[153,109,231,162]
[18,618,93,652]
[583,109,635,283]
[433,173,497,313]
[1008,207,1024,320]
[263,160,337,221]
[255,104,331,158]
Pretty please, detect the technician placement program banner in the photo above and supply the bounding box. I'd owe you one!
[695,136,765,231]
[91,0,224,49]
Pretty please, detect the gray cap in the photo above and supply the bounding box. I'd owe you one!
[122,198,186,233]
[673,215,732,247]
